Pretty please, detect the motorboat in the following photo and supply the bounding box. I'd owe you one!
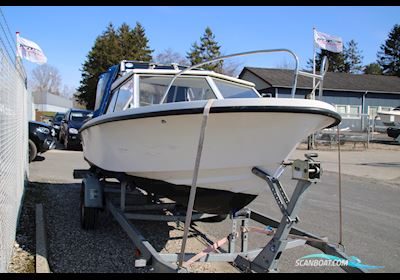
[377,106,400,126]
[80,49,341,214]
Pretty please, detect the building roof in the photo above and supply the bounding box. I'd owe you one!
[240,67,400,94]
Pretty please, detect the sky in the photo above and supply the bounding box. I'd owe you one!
[2,6,400,93]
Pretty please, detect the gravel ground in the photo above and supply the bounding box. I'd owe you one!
[7,183,48,273]
[36,181,237,273]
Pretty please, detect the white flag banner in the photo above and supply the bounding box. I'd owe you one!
[314,30,343,53]
[17,34,47,64]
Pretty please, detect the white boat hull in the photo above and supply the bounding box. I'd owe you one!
[80,98,340,213]
[377,111,400,126]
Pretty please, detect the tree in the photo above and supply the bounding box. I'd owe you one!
[377,24,400,76]
[276,58,295,70]
[363,63,383,75]
[154,48,189,65]
[307,39,364,74]
[60,85,75,98]
[221,59,241,76]
[76,22,153,109]
[307,49,347,73]
[130,22,153,61]
[343,40,363,74]
[30,64,62,95]
[186,27,223,72]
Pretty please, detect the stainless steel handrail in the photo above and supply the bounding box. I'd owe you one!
[160,49,300,103]
[298,56,329,100]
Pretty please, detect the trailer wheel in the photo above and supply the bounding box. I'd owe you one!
[80,183,98,230]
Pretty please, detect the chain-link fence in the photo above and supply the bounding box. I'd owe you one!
[0,8,31,272]
[311,113,372,150]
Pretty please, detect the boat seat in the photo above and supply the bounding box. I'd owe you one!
[166,86,188,103]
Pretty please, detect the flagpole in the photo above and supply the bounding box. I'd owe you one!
[15,31,27,88]
[15,31,20,63]
[312,27,316,99]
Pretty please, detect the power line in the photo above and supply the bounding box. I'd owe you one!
[0,8,27,81]
[0,8,16,49]
[0,8,17,59]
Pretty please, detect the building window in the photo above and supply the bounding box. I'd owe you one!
[349,105,360,116]
[368,106,378,119]
[335,105,361,119]
[261,93,272,98]
[335,105,347,115]
[368,106,394,119]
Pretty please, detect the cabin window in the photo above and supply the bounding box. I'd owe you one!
[113,79,135,112]
[139,75,216,106]
[106,89,119,113]
[106,79,135,113]
[213,79,259,99]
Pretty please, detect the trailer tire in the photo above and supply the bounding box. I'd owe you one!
[80,183,98,230]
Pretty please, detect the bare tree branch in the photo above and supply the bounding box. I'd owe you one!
[30,64,62,95]
[154,48,189,65]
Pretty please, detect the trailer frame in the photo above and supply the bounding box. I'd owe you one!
[73,155,367,273]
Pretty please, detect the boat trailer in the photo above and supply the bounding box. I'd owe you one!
[73,154,366,273]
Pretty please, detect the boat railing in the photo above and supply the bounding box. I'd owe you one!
[298,56,329,100]
[160,49,329,103]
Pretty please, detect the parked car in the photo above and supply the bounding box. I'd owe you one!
[49,112,65,138]
[387,127,400,140]
[59,109,93,150]
[29,121,56,163]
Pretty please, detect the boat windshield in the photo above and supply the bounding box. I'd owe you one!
[139,75,216,106]
[213,78,259,99]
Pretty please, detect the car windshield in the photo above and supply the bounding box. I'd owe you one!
[54,114,65,122]
[213,78,259,99]
[70,111,92,122]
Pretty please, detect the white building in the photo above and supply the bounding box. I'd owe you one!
[32,91,73,113]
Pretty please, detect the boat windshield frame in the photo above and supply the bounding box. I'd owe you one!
[160,49,329,103]
[105,72,263,113]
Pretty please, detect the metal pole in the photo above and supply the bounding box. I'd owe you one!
[178,99,214,268]
[337,126,343,246]
[312,27,316,100]
[308,27,317,150]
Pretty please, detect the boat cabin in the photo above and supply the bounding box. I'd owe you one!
[93,60,260,118]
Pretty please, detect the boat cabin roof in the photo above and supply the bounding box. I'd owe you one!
[93,60,259,117]
[112,60,255,90]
